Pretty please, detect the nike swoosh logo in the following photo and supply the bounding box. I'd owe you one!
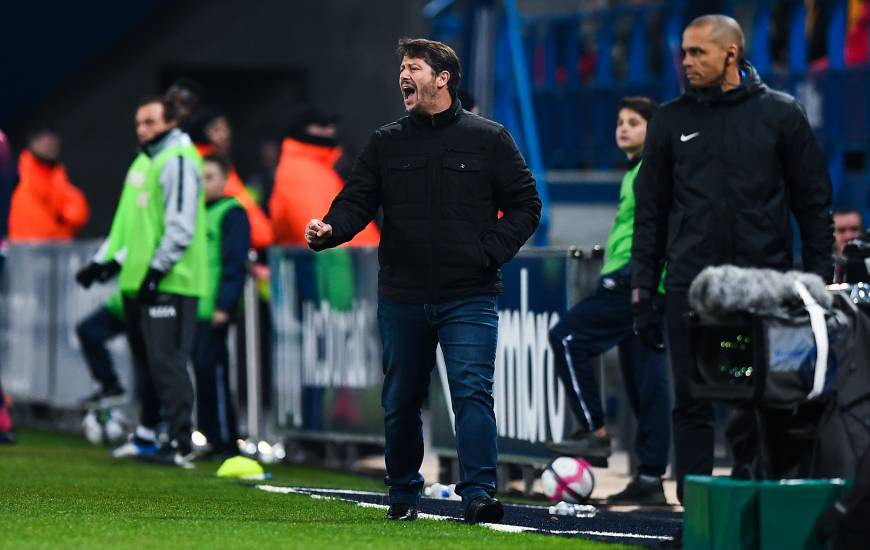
[680,132,700,142]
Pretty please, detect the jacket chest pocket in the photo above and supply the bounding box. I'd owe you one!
[386,156,427,204]
[441,156,488,203]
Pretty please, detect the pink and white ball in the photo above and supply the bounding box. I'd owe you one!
[541,456,595,503]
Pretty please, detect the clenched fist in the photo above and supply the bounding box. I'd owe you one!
[305,218,333,246]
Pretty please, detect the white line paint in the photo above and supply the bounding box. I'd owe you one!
[254,485,673,541]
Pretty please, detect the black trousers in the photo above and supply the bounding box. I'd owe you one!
[76,306,126,392]
[193,320,238,451]
[123,293,198,445]
[548,269,671,477]
[665,290,714,502]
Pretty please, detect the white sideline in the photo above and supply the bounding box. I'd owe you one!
[254,485,673,541]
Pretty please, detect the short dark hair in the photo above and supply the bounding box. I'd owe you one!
[203,153,230,175]
[834,209,864,226]
[617,96,658,122]
[397,38,461,99]
[687,14,746,58]
[137,95,177,122]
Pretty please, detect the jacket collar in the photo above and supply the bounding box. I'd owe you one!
[684,60,765,105]
[409,98,463,128]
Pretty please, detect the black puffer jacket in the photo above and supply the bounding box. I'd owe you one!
[313,100,541,303]
[632,61,834,292]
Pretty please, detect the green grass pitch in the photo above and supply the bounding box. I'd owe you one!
[0,430,634,549]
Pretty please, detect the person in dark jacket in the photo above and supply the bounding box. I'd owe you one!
[305,38,541,524]
[193,154,250,458]
[631,14,834,509]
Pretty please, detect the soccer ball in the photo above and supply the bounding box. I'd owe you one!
[541,456,595,503]
[82,408,129,445]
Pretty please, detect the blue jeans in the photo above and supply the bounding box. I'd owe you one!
[548,267,671,477]
[378,295,499,509]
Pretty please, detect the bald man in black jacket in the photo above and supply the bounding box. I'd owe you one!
[631,15,834,507]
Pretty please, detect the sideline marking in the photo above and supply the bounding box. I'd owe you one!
[255,485,673,541]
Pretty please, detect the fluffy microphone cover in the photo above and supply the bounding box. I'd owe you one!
[688,265,832,321]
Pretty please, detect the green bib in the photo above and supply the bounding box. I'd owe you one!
[101,154,150,265]
[601,161,641,276]
[198,197,243,319]
[601,160,666,293]
[117,145,208,297]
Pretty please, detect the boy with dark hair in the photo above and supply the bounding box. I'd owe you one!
[192,154,250,457]
[546,96,671,505]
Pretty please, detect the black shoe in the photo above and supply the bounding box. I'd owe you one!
[0,431,15,444]
[385,503,418,521]
[464,496,504,524]
[141,440,195,469]
[545,432,612,465]
[81,386,126,408]
[606,476,667,505]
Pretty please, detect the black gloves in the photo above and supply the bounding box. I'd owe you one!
[75,260,121,289]
[138,268,165,305]
[631,288,665,353]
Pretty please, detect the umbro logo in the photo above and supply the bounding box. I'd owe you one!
[148,305,177,319]
[680,132,700,142]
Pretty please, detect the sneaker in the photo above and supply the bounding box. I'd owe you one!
[0,431,15,444]
[81,386,126,408]
[464,496,504,524]
[111,434,160,459]
[385,503,418,521]
[545,431,612,466]
[142,440,195,469]
[606,476,667,505]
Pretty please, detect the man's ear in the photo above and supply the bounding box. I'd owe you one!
[437,70,450,90]
[726,45,738,65]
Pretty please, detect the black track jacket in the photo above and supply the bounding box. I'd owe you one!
[632,62,834,292]
[311,100,541,303]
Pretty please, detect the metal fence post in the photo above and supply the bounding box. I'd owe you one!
[244,252,262,441]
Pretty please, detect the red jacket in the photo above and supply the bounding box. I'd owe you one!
[270,138,380,246]
[9,150,89,242]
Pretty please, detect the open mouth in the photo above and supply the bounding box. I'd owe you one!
[401,82,417,103]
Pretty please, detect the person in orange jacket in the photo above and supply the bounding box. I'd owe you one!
[270,108,379,247]
[9,129,89,242]
[192,111,274,250]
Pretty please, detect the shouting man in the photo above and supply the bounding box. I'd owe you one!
[305,38,541,524]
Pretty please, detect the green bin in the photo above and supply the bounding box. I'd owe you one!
[758,479,847,550]
[684,475,759,550]
[684,476,848,550]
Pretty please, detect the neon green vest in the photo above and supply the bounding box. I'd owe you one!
[101,154,150,265]
[601,160,666,293]
[198,197,243,319]
[602,161,641,275]
[118,145,208,297]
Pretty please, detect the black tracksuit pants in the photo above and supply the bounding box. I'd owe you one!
[76,306,126,392]
[665,290,715,502]
[123,293,197,445]
[192,320,238,452]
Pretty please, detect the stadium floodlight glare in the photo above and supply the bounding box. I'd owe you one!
[272,443,286,461]
[244,440,257,456]
[191,431,208,447]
